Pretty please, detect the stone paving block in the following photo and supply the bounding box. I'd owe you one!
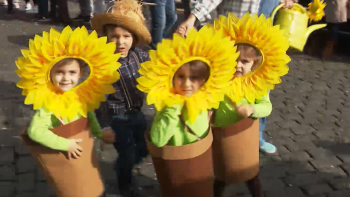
[260,165,286,179]
[317,166,347,180]
[14,192,35,197]
[16,156,36,173]
[0,181,15,197]
[285,162,316,174]
[328,190,350,197]
[302,183,333,195]
[13,137,30,155]
[264,187,305,197]
[0,165,15,181]
[280,151,311,162]
[307,148,337,160]
[337,154,350,163]
[276,120,300,129]
[34,182,55,197]
[0,147,14,164]
[291,124,316,135]
[0,129,14,147]
[310,157,343,169]
[16,172,35,192]
[284,172,321,187]
[260,178,285,192]
[36,169,46,181]
[341,163,350,174]
[329,177,350,190]
[284,141,317,152]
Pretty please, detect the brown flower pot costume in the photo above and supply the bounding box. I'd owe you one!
[21,118,104,197]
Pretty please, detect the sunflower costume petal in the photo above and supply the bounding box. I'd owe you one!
[307,0,326,22]
[15,26,121,122]
[209,13,290,103]
[137,26,238,123]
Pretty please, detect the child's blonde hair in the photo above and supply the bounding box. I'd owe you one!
[237,44,263,70]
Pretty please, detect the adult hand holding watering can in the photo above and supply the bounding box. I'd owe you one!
[280,0,298,9]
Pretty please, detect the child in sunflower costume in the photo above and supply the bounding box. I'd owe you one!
[91,0,152,195]
[137,26,239,197]
[16,26,121,197]
[208,13,290,197]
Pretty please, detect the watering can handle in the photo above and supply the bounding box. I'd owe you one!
[270,3,305,23]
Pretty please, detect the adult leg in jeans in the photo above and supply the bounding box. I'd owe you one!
[150,0,177,49]
[258,0,280,18]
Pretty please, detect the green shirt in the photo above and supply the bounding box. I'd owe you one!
[150,104,209,147]
[213,95,272,127]
[27,108,103,151]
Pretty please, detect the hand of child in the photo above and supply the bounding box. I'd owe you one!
[67,139,83,160]
[102,127,116,144]
[236,105,254,118]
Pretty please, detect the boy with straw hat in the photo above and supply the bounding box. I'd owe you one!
[91,0,152,195]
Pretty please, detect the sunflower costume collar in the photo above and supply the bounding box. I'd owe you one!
[136,26,239,123]
[15,26,121,121]
[209,13,291,103]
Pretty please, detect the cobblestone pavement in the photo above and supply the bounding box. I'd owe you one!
[1,2,350,197]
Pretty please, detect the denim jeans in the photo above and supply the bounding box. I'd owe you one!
[111,110,148,189]
[258,0,280,18]
[150,0,178,49]
[259,117,267,146]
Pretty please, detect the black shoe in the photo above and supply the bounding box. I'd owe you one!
[74,14,91,23]
[7,9,14,14]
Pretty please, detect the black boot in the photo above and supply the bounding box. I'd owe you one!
[245,174,264,197]
[214,179,226,197]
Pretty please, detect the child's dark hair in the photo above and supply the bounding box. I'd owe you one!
[103,24,138,46]
[179,60,210,84]
[237,44,263,70]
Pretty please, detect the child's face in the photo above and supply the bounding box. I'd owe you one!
[173,65,205,97]
[235,55,255,77]
[50,60,81,92]
[106,27,134,57]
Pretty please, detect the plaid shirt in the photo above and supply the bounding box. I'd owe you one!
[96,47,149,124]
[191,0,260,23]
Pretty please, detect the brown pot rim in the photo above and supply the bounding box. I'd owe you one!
[145,128,213,160]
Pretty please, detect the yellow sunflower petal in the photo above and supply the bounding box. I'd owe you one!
[15,26,121,120]
[137,26,239,123]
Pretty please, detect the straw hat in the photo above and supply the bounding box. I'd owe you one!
[91,0,151,46]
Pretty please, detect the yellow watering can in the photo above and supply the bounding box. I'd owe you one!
[270,3,327,51]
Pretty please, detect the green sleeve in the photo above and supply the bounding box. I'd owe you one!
[88,112,103,139]
[150,104,182,147]
[27,108,71,151]
[251,94,272,118]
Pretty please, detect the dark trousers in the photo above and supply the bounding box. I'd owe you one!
[327,23,340,42]
[25,0,38,4]
[180,0,190,19]
[111,110,148,190]
[214,174,263,197]
[7,0,13,12]
[50,0,70,20]
[37,0,49,17]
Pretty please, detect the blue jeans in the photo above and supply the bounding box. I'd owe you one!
[259,117,267,146]
[111,110,148,189]
[150,0,178,49]
[258,0,280,18]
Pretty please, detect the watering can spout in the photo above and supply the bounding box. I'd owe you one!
[305,24,327,39]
